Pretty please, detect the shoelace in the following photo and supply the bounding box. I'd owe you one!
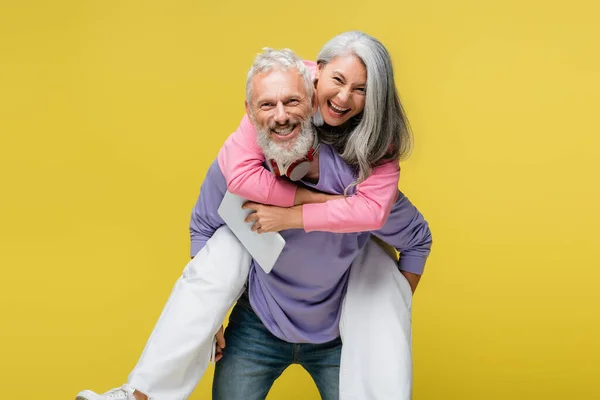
[104,386,134,400]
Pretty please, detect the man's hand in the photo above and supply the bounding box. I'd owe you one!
[400,270,421,294]
[242,202,303,233]
[214,325,225,362]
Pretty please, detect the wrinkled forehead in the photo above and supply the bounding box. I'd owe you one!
[251,68,308,105]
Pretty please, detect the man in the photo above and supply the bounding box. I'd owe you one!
[77,49,431,400]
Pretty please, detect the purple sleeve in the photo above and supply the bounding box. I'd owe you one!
[189,161,227,257]
[372,191,432,275]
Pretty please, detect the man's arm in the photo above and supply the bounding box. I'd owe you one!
[371,191,432,293]
[189,161,228,257]
[370,235,421,293]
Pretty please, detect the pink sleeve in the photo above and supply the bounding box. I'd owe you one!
[302,160,401,233]
[303,60,318,77]
[217,114,297,207]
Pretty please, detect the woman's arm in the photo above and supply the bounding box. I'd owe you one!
[302,160,400,232]
[240,161,401,234]
[217,114,298,207]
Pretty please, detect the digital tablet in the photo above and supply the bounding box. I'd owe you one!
[217,191,286,274]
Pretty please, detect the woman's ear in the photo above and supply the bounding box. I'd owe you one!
[316,62,324,79]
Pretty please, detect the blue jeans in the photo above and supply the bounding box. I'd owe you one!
[212,291,342,400]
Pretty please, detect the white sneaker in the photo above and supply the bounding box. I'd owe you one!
[75,385,137,400]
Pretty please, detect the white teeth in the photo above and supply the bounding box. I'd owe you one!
[329,102,350,113]
[272,125,294,136]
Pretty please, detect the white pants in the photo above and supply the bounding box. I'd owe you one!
[128,226,413,399]
[339,237,413,400]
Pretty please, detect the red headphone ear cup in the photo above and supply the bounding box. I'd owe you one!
[287,160,311,181]
[269,159,281,176]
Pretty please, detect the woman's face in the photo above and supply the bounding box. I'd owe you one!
[315,54,367,127]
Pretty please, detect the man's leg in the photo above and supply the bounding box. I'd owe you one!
[339,238,413,400]
[212,292,292,400]
[298,337,343,400]
[76,226,252,400]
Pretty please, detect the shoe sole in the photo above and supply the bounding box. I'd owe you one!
[75,390,97,400]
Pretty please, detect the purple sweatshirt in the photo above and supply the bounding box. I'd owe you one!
[190,144,432,344]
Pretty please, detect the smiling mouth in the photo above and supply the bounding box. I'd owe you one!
[271,124,297,137]
[327,100,351,116]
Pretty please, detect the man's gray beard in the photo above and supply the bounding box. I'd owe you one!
[256,117,316,168]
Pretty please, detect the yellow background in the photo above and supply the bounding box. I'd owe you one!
[1,1,598,399]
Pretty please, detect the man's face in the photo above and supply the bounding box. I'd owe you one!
[246,68,315,166]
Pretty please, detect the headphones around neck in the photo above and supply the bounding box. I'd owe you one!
[267,136,320,181]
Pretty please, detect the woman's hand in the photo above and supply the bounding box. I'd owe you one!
[242,203,304,233]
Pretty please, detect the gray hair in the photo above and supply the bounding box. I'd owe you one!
[316,31,413,184]
[246,48,314,106]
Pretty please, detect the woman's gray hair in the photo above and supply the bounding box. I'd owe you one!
[246,48,313,106]
[316,31,413,184]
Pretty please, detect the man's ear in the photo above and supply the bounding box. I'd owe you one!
[245,101,253,120]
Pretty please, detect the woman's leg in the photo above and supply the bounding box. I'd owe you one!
[339,238,413,400]
[77,226,252,400]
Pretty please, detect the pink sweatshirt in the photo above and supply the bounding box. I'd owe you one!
[216,61,401,233]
